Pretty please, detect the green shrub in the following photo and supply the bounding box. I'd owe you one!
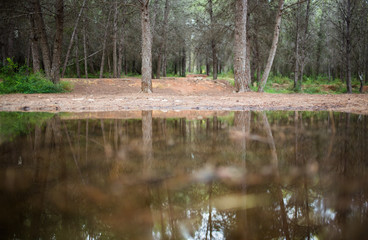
[270,75,291,84]
[0,58,72,94]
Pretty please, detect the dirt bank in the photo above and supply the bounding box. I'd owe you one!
[0,77,367,114]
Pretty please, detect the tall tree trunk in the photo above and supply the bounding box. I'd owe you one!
[294,2,300,90]
[99,10,111,79]
[197,56,201,74]
[299,0,311,89]
[61,0,87,77]
[258,0,285,92]
[254,13,261,84]
[1,45,5,66]
[345,0,352,93]
[75,34,81,78]
[156,0,170,79]
[141,0,153,93]
[7,31,14,59]
[118,18,125,77]
[234,0,250,92]
[209,0,218,80]
[245,38,251,86]
[83,16,88,78]
[181,47,186,77]
[32,0,52,78]
[29,14,40,72]
[50,0,64,84]
[188,46,192,73]
[113,1,118,78]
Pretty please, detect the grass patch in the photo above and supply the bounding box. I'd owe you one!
[0,59,73,94]
[217,71,366,94]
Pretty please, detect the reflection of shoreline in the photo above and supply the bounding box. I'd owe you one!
[60,110,232,120]
[0,112,367,239]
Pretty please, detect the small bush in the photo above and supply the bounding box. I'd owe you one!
[0,59,72,94]
[270,75,291,85]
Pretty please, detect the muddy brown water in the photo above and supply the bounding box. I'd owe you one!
[0,111,367,240]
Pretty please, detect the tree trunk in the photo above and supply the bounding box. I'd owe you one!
[29,14,40,73]
[293,2,300,90]
[188,46,192,73]
[197,56,200,74]
[83,16,88,78]
[258,0,285,92]
[1,45,5,66]
[32,0,52,78]
[345,0,352,93]
[181,47,186,77]
[254,14,261,84]
[50,0,64,84]
[141,0,153,93]
[118,18,125,77]
[7,31,14,59]
[124,58,128,75]
[75,34,81,78]
[108,54,112,77]
[245,38,251,86]
[209,0,218,80]
[61,0,87,78]
[234,0,250,92]
[99,10,111,79]
[156,0,170,79]
[299,0,311,89]
[359,73,364,93]
[113,1,118,78]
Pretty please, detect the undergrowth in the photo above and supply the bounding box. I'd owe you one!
[219,71,365,94]
[0,59,73,94]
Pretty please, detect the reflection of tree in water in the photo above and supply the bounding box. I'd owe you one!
[0,112,367,239]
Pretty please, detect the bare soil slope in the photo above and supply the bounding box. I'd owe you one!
[0,76,367,114]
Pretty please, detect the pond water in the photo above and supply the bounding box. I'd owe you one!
[0,111,367,240]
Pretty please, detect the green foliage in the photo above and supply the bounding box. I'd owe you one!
[0,112,55,142]
[0,59,72,94]
[218,71,235,86]
[219,71,366,94]
[269,75,291,85]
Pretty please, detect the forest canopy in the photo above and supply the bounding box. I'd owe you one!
[0,0,367,93]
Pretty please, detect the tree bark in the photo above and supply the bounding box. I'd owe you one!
[113,1,118,78]
[299,0,311,89]
[234,0,250,92]
[345,0,352,93]
[181,47,186,77]
[61,0,87,78]
[83,15,88,78]
[156,0,170,79]
[118,19,125,77]
[141,0,153,93]
[1,45,5,66]
[32,0,52,78]
[258,0,285,92]
[293,1,300,90]
[209,0,218,80]
[75,34,81,78]
[245,37,251,86]
[99,10,111,79]
[29,13,40,73]
[50,0,64,84]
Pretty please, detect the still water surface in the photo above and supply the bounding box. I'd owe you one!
[0,111,367,240]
